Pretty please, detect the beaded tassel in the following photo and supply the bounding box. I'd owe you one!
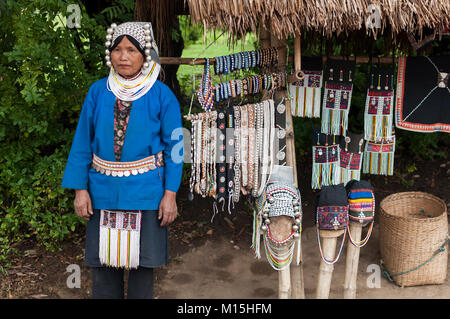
[289,70,322,118]
[363,136,395,176]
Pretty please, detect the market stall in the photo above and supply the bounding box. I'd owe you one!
[156,0,449,299]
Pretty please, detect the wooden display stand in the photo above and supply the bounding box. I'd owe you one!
[343,222,363,299]
[316,229,345,299]
[258,27,305,299]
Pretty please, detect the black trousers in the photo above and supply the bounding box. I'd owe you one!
[91,266,154,299]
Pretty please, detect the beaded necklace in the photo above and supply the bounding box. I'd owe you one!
[107,62,160,101]
[200,112,208,197]
[240,104,249,190]
[194,114,203,195]
[233,105,241,203]
[316,221,347,265]
[197,58,214,111]
[256,100,275,197]
[208,111,218,197]
[247,104,255,191]
[188,115,199,200]
[252,102,263,198]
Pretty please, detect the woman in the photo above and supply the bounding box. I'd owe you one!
[61,22,184,299]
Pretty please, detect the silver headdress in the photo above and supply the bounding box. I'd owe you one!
[104,22,159,69]
[104,22,161,101]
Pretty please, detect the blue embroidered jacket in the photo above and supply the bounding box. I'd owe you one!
[61,78,184,210]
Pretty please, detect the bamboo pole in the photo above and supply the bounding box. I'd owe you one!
[343,222,363,299]
[159,55,398,66]
[293,36,304,80]
[288,35,304,300]
[316,229,345,299]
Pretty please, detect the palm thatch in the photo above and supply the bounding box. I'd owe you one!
[186,0,450,40]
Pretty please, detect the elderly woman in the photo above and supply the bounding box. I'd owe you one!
[61,22,184,299]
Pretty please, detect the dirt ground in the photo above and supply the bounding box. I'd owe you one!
[0,152,449,299]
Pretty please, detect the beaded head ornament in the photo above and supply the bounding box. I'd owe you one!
[105,22,159,68]
[105,22,161,101]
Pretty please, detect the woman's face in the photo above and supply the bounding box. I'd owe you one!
[110,36,144,77]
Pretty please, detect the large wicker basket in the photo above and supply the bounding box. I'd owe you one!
[379,192,448,287]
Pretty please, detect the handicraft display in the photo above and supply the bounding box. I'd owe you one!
[252,181,302,271]
[289,56,323,118]
[362,133,395,176]
[315,184,348,264]
[321,58,355,136]
[345,180,375,248]
[395,56,450,132]
[214,73,285,102]
[338,132,364,186]
[99,210,142,269]
[187,99,276,216]
[364,66,395,141]
[274,98,287,166]
[213,47,278,75]
[311,127,341,190]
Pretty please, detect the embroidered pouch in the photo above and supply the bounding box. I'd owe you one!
[289,56,323,118]
[99,210,142,269]
[321,58,355,136]
[364,66,395,141]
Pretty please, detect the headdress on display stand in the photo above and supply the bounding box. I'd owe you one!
[252,165,302,271]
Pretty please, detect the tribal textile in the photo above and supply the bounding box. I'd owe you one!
[289,56,323,118]
[364,67,395,141]
[395,56,450,133]
[321,59,355,136]
[311,128,341,190]
[363,135,395,176]
[99,210,142,269]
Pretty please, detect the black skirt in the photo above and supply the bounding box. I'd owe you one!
[84,209,168,268]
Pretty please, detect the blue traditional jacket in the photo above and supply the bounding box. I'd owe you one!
[61,78,184,210]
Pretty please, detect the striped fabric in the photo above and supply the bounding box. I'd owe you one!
[348,188,374,225]
[99,210,142,269]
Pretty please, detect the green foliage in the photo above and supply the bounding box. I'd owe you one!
[0,0,132,263]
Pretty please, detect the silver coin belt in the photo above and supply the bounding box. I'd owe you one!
[92,151,164,177]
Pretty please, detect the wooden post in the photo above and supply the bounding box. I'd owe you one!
[270,31,305,300]
[288,35,305,300]
[260,26,291,299]
[344,222,363,299]
[316,229,344,299]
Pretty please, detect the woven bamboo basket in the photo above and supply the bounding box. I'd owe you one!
[379,192,448,287]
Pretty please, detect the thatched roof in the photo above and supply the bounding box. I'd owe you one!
[187,0,450,40]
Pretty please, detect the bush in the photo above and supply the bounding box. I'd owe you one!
[0,0,130,263]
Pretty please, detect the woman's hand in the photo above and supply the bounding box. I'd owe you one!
[74,189,94,221]
[158,190,178,227]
